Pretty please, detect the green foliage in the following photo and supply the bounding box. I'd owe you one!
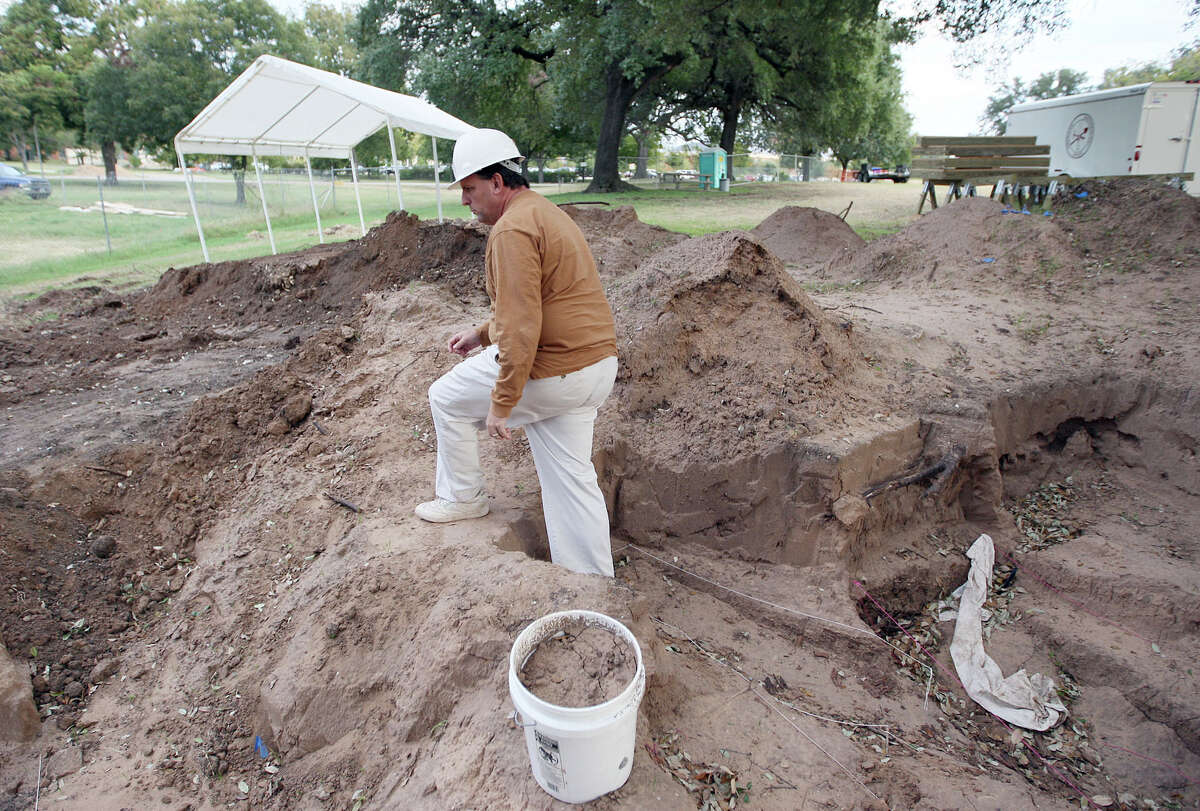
[303,2,358,75]
[125,0,315,153]
[980,68,1090,134]
[1101,41,1200,88]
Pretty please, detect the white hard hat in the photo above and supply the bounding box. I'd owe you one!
[450,128,523,188]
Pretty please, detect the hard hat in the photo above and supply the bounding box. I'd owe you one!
[450,128,523,188]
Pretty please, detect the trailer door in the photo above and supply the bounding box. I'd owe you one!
[1133,86,1196,174]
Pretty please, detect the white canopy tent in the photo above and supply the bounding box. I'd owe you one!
[174,54,473,262]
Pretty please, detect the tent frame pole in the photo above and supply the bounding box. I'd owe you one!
[432,136,443,222]
[251,144,277,254]
[350,148,366,236]
[305,149,323,244]
[387,122,404,211]
[177,147,210,263]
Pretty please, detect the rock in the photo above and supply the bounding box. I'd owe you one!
[265,417,291,436]
[832,494,869,528]
[89,535,116,558]
[89,658,119,684]
[64,680,84,699]
[0,643,40,742]
[281,393,313,426]
[45,747,83,781]
[339,326,356,341]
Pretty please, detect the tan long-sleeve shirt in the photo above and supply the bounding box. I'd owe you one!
[476,191,617,417]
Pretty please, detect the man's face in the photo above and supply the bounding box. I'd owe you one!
[459,173,504,225]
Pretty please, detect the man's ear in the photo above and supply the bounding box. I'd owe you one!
[489,172,504,193]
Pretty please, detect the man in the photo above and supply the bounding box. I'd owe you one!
[414,128,619,577]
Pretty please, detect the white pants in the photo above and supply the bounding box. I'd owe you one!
[428,347,618,576]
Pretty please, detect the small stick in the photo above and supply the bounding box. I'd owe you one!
[837,201,853,220]
[85,465,129,477]
[324,492,360,513]
[312,419,329,436]
[35,752,42,810]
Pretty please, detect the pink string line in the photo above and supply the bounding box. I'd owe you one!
[853,580,1099,809]
[997,547,1153,645]
[1093,741,1197,787]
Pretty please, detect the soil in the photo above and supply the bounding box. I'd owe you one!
[0,182,1197,811]
[518,620,637,708]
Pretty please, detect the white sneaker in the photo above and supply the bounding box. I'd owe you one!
[414,496,490,523]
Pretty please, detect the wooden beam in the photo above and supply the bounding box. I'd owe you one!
[918,135,1038,147]
[913,144,1051,157]
[912,157,1051,170]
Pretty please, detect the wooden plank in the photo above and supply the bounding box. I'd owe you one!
[918,135,1037,147]
[907,159,1051,171]
[913,144,1050,157]
[916,172,1051,182]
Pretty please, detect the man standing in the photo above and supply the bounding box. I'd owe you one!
[414,128,619,577]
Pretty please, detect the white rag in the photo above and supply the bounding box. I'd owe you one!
[949,534,1066,730]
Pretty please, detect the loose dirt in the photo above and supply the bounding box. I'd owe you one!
[518,620,637,708]
[0,181,1197,811]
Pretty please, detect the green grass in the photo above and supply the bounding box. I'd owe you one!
[1,165,919,297]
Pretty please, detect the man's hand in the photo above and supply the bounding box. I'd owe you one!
[448,327,482,356]
[486,405,511,440]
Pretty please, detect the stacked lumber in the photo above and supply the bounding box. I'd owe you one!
[912,136,1050,181]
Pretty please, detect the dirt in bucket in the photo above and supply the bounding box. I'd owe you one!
[519,620,637,708]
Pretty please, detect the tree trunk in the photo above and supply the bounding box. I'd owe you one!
[719,104,739,181]
[537,156,545,183]
[634,133,649,179]
[101,141,119,185]
[233,156,247,205]
[14,133,29,173]
[587,62,641,193]
[587,56,681,193]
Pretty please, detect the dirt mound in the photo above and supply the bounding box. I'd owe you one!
[1052,177,1200,272]
[830,197,1087,292]
[139,211,488,327]
[561,203,688,277]
[750,205,865,274]
[606,231,864,463]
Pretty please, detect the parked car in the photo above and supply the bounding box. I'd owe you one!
[0,163,51,199]
[859,163,910,183]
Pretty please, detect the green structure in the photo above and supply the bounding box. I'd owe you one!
[698,147,728,191]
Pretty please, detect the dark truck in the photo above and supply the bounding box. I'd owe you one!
[857,163,910,183]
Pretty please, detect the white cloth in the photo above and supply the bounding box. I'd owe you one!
[428,346,618,576]
[949,534,1066,730]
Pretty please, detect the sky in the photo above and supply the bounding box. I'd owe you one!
[898,0,1196,134]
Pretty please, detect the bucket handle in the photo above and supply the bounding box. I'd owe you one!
[510,710,536,729]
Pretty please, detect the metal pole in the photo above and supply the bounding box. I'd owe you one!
[95,177,112,255]
[251,145,277,255]
[305,151,324,243]
[432,137,443,222]
[387,124,404,210]
[177,149,209,263]
[349,149,365,236]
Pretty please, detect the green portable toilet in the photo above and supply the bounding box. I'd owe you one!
[698,147,727,191]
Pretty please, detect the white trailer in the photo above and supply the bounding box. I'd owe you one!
[1006,82,1200,194]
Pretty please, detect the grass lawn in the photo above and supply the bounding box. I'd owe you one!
[0,164,920,298]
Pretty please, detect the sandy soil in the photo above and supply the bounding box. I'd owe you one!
[0,179,1197,811]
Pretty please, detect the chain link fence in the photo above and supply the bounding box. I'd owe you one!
[617,153,830,187]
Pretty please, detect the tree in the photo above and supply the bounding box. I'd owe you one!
[980,69,1090,134]
[0,0,94,169]
[1101,41,1200,88]
[125,0,314,203]
[303,2,358,75]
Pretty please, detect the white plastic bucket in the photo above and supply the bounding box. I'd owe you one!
[509,609,645,804]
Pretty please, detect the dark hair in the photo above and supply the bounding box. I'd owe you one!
[475,162,529,189]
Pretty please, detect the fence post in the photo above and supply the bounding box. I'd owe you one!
[96,177,112,255]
